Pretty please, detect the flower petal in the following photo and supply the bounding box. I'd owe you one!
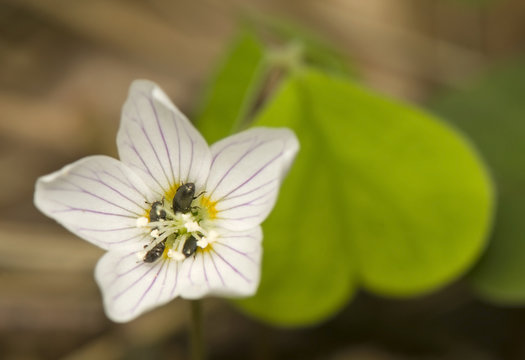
[95,250,179,322]
[34,155,153,251]
[178,226,262,298]
[117,80,211,196]
[206,128,299,231]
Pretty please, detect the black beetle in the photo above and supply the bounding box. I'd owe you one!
[182,236,198,258]
[143,239,166,263]
[149,200,167,222]
[173,183,196,213]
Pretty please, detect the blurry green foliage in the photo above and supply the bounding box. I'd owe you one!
[196,19,353,146]
[196,27,494,326]
[196,31,266,144]
[429,61,525,304]
[249,15,354,77]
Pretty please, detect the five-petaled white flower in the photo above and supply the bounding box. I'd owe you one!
[34,80,299,322]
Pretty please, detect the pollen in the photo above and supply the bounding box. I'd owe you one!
[181,213,192,222]
[206,230,219,243]
[150,229,160,238]
[196,238,208,248]
[136,216,149,227]
[167,249,185,261]
[165,184,179,203]
[200,196,217,219]
[136,249,148,260]
[184,220,201,232]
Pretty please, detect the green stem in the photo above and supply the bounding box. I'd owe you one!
[190,300,204,360]
[229,41,305,134]
[228,58,271,134]
[265,41,304,73]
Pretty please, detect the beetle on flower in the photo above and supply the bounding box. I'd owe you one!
[34,80,299,322]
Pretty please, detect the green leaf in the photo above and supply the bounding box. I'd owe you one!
[235,69,493,326]
[429,61,525,304]
[235,88,358,325]
[195,31,266,144]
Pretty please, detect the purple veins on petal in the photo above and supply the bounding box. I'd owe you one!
[217,178,279,202]
[187,255,197,284]
[149,96,177,188]
[73,169,148,210]
[208,251,226,287]
[210,247,251,283]
[131,104,172,189]
[172,111,183,185]
[75,228,147,247]
[50,205,136,219]
[117,81,212,195]
[202,253,209,285]
[216,150,284,202]
[76,226,137,233]
[156,259,172,303]
[215,214,264,221]
[210,137,254,167]
[111,260,162,302]
[169,261,180,298]
[59,177,144,217]
[216,188,278,212]
[207,139,270,198]
[122,128,168,195]
[101,168,148,200]
[213,241,257,263]
[100,251,141,282]
[96,248,180,322]
[130,260,167,314]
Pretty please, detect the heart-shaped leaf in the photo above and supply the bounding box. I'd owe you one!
[235,68,493,326]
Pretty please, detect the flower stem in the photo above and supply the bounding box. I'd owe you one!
[190,300,205,360]
[228,58,270,134]
[229,41,304,134]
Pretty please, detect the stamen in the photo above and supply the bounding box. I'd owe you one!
[140,190,216,262]
[150,229,160,238]
[136,216,149,227]
[143,227,178,251]
[167,249,185,261]
[146,220,168,228]
[136,250,147,260]
[205,230,219,243]
[184,220,201,232]
[196,238,208,248]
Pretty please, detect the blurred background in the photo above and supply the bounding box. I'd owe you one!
[1,0,525,359]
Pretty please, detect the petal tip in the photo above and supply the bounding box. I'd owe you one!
[128,80,177,113]
[129,79,157,95]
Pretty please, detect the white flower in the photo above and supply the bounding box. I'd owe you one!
[34,80,299,322]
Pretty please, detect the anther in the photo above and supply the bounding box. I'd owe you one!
[150,229,160,238]
[184,220,201,232]
[196,238,208,249]
[136,217,149,228]
[167,249,185,261]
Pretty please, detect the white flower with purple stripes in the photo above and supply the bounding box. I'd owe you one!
[34,80,299,322]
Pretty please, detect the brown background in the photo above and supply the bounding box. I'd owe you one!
[1,0,525,359]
